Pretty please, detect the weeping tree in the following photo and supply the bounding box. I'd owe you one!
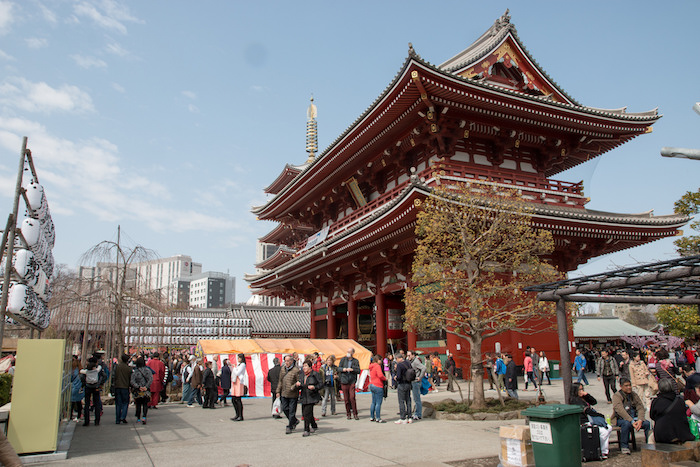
[80,227,166,357]
[404,181,560,409]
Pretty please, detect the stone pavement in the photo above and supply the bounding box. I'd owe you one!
[28,373,643,466]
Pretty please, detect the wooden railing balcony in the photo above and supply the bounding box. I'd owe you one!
[285,162,586,254]
[430,161,586,208]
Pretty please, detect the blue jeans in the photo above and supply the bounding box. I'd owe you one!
[507,388,518,399]
[370,385,383,420]
[183,383,193,405]
[411,381,422,418]
[616,418,650,449]
[114,387,129,422]
[577,368,589,385]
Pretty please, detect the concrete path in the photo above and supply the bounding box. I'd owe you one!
[31,373,631,466]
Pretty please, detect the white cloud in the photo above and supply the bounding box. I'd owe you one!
[0,48,14,61]
[0,1,13,35]
[0,117,241,236]
[250,85,265,93]
[188,104,199,113]
[71,54,107,69]
[73,0,142,35]
[105,41,129,57]
[39,4,57,24]
[0,77,94,114]
[111,82,125,93]
[25,37,48,49]
[182,90,196,100]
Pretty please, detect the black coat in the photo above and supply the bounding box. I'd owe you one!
[571,393,605,424]
[202,368,216,389]
[505,361,518,390]
[267,364,281,393]
[338,357,360,385]
[298,370,322,405]
[220,365,232,390]
[651,392,695,444]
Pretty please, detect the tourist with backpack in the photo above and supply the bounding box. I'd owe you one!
[394,354,413,424]
[80,357,106,426]
[407,351,426,420]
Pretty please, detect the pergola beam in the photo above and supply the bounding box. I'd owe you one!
[539,294,700,304]
[534,266,700,301]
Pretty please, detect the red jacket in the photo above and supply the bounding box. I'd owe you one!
[369,362,386,388]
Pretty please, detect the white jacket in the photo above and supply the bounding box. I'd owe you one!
[538,357,549,372]
[232,362,248,386]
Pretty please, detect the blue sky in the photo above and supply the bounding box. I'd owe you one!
[0,1,698,302]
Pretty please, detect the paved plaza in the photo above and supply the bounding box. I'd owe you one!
[32,373,644,466]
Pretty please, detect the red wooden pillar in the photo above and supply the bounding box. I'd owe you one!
[407,330,417,351]
[327,303,336,339]
[310,312,317,338]
[348,298,358,341]
[375,293,387,356]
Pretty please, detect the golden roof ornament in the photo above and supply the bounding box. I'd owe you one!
[305,95,318,163]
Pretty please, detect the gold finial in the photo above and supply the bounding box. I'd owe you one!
[306,95,318,163]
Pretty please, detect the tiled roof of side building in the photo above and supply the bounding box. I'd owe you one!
[241,306,311,335]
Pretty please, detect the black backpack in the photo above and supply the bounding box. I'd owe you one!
[404,366,416,383]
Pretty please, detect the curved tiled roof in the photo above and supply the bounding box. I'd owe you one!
[253,14,658,217]
[438,10,579,107]
[248,176,688,289]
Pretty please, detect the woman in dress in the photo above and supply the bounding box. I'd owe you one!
[369,354,387,423]
[230,353,246,421]
[299,359,321,436]
[130,357,153,425]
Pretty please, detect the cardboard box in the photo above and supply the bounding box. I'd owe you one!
[499,425,535,467]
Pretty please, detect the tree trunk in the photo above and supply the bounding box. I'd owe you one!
[469,334,486,409]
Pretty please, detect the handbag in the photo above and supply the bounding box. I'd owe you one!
[661,366,684,393]
[272,397,282,417]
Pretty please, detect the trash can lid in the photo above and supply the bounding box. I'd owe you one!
[521,404,582,419]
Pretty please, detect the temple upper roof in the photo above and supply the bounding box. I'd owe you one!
[253,12,660,218]
[264,163,309,195]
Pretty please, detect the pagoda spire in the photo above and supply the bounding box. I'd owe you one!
[305,95,318,163]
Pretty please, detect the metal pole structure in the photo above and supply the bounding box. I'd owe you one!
[80,268,95,367]
[0,137,29,351]
[556,298,572,404]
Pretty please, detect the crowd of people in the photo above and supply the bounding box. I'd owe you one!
[481,346,551,399]
[67,346,456,435]
[569,344,700,459]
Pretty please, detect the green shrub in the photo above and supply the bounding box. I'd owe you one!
[0,374,12,406]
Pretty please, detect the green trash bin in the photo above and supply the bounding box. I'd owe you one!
[549,360,560,379]
[521,404,582,467]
